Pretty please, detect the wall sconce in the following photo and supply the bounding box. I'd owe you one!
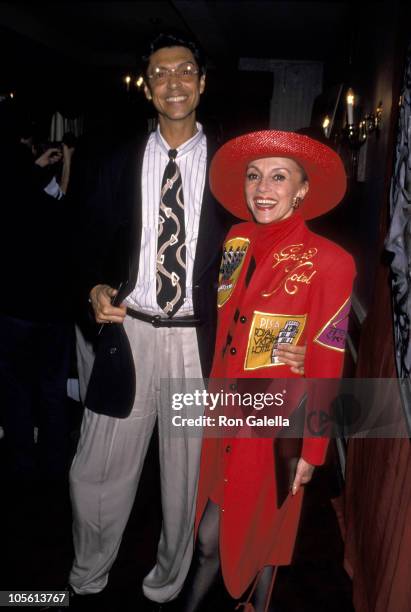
[323,88,383,178]
[343,88,383,149]
[322,89,383,143]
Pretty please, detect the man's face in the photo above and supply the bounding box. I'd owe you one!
[144,46,205,123]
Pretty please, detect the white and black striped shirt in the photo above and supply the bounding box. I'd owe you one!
[126,123,207,315]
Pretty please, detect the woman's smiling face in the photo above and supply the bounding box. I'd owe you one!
[244,157,309,224]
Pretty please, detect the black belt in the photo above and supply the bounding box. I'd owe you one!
[126,307,202,328]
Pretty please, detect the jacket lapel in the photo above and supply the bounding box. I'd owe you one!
[117,134,149,301]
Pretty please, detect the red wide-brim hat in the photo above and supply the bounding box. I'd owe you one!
[209,130,347,221]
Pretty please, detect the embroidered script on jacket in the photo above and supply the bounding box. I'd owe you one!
[262,243,318,297]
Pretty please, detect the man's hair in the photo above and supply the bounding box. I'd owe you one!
[141,32,206,77]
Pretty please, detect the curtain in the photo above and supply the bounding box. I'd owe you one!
[269,62,323,131]
[385,40,411,432]
[49,111,84,141]
[238,58,323,131]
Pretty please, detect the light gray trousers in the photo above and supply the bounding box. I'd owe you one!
[69,316,204,603]
[74,324,94,405]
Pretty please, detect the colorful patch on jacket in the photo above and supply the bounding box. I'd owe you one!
[217,237,250,307]
[314,297,351,352]
[245,311,307,370]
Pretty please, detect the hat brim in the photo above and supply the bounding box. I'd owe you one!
[209,130,347,221]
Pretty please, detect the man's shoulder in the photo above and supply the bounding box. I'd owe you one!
[81,132,150,181]
[111,131,151,161]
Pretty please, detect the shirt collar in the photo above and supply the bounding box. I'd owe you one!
[155,122,204,159]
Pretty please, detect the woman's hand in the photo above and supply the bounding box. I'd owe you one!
[274,343,306,374]
[291,457,315,495]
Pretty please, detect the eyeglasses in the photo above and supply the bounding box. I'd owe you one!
[147,62,200,84]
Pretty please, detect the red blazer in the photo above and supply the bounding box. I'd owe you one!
[196,212,356,597]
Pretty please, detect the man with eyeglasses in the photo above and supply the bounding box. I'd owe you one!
[66,32,304,609]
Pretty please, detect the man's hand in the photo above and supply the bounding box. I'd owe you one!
[89,284,126,324]
[291,457,315,495]
[274,343,306,375]
[35,147,62,168]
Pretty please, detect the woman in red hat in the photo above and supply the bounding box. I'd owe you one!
[181,131,356,611]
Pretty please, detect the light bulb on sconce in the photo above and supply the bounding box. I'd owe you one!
[124,75,131,92]
[343,88,367,178]
[122,74,146,92]
[0,91,16,102]
[322,115,331,138]
[374,102,383,130]
[346,88,355,125]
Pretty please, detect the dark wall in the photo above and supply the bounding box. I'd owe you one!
[341,1,406,311]
[308,0,407,319]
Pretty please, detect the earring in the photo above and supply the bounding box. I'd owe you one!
[292,196,301,209]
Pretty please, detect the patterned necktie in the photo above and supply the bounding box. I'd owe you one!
[156,148,186,316]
